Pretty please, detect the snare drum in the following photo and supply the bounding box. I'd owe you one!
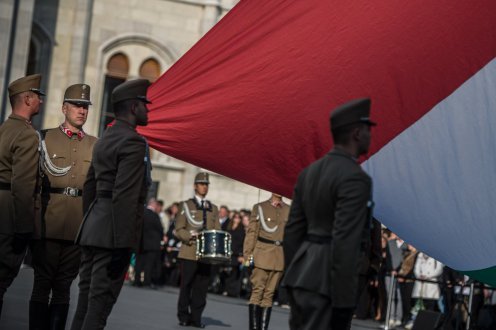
[196,230,232,264]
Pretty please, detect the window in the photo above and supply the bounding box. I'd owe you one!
[139,58,161,82]
[99,53,129,136]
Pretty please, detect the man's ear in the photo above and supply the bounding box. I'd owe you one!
[351,126,361,141]
[23,92,31,107]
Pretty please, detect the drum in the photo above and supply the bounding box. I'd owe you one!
[196,230,232,264]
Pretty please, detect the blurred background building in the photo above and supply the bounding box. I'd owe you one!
[0,0,274,209]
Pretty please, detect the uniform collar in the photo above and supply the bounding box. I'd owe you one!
[329,148,358,163]
[9,114,32,126]
[59,125,85,140]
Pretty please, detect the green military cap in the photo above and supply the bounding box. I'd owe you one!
[8,74,45,97]
[111,79,152,105]
[330,98,377,131]
[64,84,92,105]
[194,172,210,184]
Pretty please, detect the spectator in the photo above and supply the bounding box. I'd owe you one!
[412,253,443,311]
[219,205,232,231]
[134,199,164,288]
[223,212,245,297]
[398,244,418,326]
[385,232,407,327]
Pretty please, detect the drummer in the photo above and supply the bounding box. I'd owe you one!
[174,172,220,328]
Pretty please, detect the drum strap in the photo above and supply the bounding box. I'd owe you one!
[257,205,278,233]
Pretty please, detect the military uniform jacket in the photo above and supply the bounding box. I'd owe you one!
[39,128,97,240]
[243,200,289,271]
[0,114,40,235]
[175,198,220,261]
[76,120,149,251]
[281,148,373,308]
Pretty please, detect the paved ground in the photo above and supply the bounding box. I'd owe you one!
[2,267,382,329]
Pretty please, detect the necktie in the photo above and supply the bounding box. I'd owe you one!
[201,200,207,229]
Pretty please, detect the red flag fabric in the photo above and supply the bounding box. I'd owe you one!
[140,0,496,197]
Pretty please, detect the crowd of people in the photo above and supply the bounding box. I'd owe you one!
[355,229,496,329]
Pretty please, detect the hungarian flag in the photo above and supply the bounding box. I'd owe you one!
[140,1,496,285]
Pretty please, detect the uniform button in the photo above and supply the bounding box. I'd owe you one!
[73,148,76,152]
[71,175,75,179]
[72,162,76,166]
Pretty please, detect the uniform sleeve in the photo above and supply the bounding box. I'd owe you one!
[82,161,96,215]
[112,136,146,248]
[11,129,39,233]
[330,172,371,308]
[243,204,260,258]
[174,203,192,243]
[283,170,308,269]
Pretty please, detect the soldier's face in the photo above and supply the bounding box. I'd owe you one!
[27,92,43,115]
[63,102,88,129]
[357,124,371,155]
[134,101,149,126]
[194,183,209,197]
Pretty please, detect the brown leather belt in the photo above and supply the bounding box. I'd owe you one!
[257,236,283,246]
[0,182,11,191]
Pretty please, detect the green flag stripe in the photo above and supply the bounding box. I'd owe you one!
[462,266,496,287]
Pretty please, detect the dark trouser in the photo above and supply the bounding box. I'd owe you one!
[177,259,211,325]
[224,263,241,297]
[399,281,414,323]
[30,239,80,304]
[287,287,353,330]
[134,250,161,286]
[0,233,27,301]
[70,247,129,330]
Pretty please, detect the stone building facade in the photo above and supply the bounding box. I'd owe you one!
[0,0,274,211]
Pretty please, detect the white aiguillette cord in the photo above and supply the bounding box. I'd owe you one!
[182,201,204,228]
[36,131,71,177]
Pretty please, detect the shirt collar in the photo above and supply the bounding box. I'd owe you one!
[60,125,85,140]
[270,199,283,208]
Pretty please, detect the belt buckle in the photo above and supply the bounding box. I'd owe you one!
[64,187,78,197]
[275,240,281,246]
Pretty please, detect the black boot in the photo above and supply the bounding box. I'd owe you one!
[48,304,69,330]
[261,307,272,330]
[29,301,49,330]
[249,304,261,330]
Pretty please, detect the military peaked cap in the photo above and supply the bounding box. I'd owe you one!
[112,79,151,105]
[194,172,210,184]
[330,98,377,131]
[8,74,45,97]
[64,84,92,105]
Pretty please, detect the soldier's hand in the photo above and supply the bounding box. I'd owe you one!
[107,248,132,280]
[12,233,31,254]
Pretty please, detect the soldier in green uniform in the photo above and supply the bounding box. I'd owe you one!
[175,172,220,328]
[29,84,97,329]
[244,193,290,330]
[70,79,151,330]
[0,74,45,319]
[282,98,376,330]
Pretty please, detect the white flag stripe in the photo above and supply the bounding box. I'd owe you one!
[364,57,496,271]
